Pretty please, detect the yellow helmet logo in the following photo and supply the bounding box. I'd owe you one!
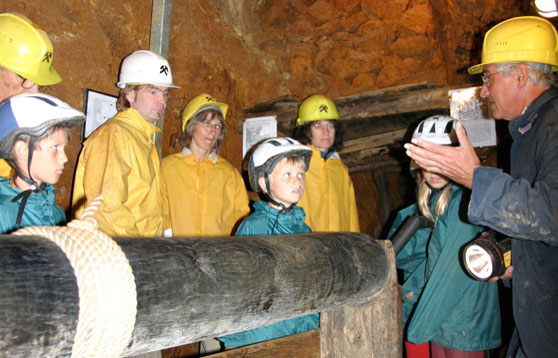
[42,51,53,64]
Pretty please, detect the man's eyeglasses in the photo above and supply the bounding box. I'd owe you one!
[480,71,501,87]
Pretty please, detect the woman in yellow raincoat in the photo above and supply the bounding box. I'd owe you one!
[161,94,249,237]
[293,95,359,232]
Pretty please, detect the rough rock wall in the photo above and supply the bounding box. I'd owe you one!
[1,0,528,236]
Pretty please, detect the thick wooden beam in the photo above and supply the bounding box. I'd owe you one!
[0,236,79,357]
[0,233,393,356]
[237,83,460,134]
[119,233,389,355]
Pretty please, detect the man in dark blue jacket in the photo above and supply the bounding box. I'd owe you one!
[404,16,558,357]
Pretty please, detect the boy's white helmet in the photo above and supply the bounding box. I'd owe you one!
[412,115,459,146]
[0,93,85,158]
[116,50,180,89]
[249,137,312,193]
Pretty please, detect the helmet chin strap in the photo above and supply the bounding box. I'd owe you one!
[425,181,450,193]
[264,172,295,214]
[11,137,45,226]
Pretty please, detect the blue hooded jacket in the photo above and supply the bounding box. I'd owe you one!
[218,200,319,348]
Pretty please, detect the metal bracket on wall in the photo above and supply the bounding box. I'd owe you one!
[150,0,173,158]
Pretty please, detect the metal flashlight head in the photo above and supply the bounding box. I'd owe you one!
[463,231,511,281]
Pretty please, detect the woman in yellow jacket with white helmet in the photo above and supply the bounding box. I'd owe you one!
[293,95,359,232]
[161,94,250,237]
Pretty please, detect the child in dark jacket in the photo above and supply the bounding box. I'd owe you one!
[219,137,319,348]
[390,115,501,358]
[0,93,84,233]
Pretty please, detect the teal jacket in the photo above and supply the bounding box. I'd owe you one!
[388,203,429,330]
[0,178,66,234]
[218,200,319,348]
[393,185,501,350]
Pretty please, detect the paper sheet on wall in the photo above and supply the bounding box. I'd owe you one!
[242,115,277,158]
[83,89,118,139]
[449,87,497,148]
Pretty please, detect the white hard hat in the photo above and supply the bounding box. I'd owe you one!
[412,115,459,146]
[116,50,179,89]
[249,137,312,193]
[0,93,84,158]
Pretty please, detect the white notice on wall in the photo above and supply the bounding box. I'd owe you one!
[83,89,118,139]
[242,115,277,158]
[461,119,497,148]
[449,87,497,148]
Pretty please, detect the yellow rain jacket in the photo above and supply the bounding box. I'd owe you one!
[0,160,12,178]
[161,149,249,237]
[297,145,359,232]
[71,108,164,237]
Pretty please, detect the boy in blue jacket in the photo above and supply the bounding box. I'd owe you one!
[219,137,319,348]
[0,93,84,233]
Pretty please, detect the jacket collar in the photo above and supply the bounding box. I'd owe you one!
[118,108,161,138]
[310,145,340,161]
[509,87,558,139]
[180,147,218,163]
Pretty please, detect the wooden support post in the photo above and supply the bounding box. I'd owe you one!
[320,240,402,358]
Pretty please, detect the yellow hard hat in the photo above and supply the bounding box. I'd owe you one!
[0,13,61,85]
[296,95,339,127]
[469,16,558,74]
[181,93,228,131]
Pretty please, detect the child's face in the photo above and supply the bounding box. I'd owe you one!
[262,157,306,209]
[29,128,69,185]
[421,168,449,189]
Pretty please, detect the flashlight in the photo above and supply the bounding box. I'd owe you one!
[462,231,511,281]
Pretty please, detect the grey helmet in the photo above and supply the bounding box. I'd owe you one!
[412,114,459,146]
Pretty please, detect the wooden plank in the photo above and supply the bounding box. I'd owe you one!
[161,342,200,358]
[340,129,407,155]
[207,329,320,358]
[236,84,462,134]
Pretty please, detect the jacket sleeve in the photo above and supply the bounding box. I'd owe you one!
[160,162,172,234]
[80,127,143,237]
[348,177,360,232]
[470,166,558,246]
[233,169,250,225]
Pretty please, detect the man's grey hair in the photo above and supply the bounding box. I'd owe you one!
[496,62,557,87]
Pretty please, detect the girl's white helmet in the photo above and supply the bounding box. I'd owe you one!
[249,137,312,192]
[116,50,179,89]
[0,93,84,158]
[412,115,459,146]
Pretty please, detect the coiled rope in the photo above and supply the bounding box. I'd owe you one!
[13,196,137,358]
